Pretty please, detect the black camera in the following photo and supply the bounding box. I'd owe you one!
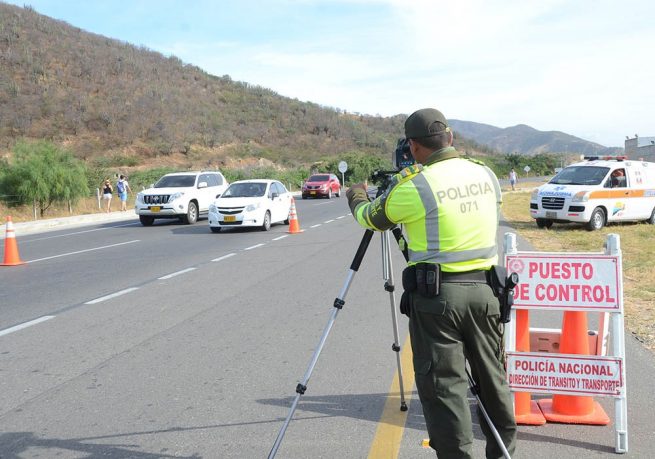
[369,138,416,191]
[393,138,415,170]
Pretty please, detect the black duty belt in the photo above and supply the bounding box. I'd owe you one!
[441,270,488,283]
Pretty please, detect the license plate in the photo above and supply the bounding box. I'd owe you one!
[150,206,160,212]
[310,191,316,195]
[224,215,236,222]
[546,211,557,218]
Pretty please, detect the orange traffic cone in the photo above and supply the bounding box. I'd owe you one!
[1,216,26,266]
[514,309,546,425]
[287,198,303,234]
[537,311,610,425]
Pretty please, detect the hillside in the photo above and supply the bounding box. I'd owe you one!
[1,2,620,172]
[1,3,497,170]
[449,120,623,156]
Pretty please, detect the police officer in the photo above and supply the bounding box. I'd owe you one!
[346,108,516,458]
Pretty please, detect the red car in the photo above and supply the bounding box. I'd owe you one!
[302,173,341,199]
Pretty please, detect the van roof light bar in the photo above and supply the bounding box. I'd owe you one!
[583,155,627,161]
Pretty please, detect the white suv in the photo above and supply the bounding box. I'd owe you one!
[135,171,229,226]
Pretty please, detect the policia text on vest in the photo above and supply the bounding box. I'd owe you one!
[346,107,517,459]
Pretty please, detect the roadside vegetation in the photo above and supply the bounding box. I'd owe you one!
[0,140,392,220]
[501,183,655,352]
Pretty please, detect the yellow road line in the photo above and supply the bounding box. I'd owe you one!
[367,334,415,459]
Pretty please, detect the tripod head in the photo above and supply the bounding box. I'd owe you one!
[369,170,398,197]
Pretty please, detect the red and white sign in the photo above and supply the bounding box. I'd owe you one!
[507,351,624,397]
[506,254,621,311]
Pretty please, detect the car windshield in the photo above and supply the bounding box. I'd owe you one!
[549,166,610,185]
[154,175,196,188]
[308,175,329,182]
[223,182,267,198]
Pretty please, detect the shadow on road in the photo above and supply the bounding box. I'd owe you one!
[0,431,201,458]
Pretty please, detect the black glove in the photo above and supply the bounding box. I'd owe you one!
[399,291,411,317]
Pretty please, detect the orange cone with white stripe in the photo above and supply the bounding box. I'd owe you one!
[537,311,610,425]
[1,216,26,266]
[287,198,303,234]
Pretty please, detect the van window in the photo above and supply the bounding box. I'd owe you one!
[609,169,627,188]
[549,166,610,186]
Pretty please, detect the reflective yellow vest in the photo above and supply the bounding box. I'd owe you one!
[352,151,502,272]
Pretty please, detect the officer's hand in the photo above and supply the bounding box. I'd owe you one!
[349,182,368,193]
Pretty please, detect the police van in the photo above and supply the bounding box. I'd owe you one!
[529,156,655,230]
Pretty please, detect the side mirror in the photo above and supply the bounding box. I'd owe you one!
[215,193,222,198]
[198,181,208,189]
[271,192,279,199]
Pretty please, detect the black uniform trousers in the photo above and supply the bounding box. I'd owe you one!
[409,282,517,459]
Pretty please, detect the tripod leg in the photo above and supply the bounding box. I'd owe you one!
[466,366,511,459]
[268,230,375,459]
[381,231,408,411]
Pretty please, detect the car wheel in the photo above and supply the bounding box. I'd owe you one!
[586,207,605,231]
[536,218,553,229]
[648,207,655,225]
[327,189,332,199]
[336,187,341,197]
[139,216,155,226]
[210,226,221,233]
[182,201,198,224]
[261,211,271,231]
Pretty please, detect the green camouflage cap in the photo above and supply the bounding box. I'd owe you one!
[404,108,450,139]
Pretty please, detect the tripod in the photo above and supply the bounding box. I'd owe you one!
[267,227,408,459]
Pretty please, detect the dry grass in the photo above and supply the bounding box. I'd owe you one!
[0,196,135,223]
[501,183,655,352]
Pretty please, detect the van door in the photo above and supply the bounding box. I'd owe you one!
[604,168,631,221]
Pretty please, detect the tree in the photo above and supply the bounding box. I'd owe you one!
[0,141,90,216]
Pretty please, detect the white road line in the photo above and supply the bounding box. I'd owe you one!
[272,235,288,241]
[0,316,55,338]
[158,267,197,280]
[27,240,140,263]
[85,287,139,305]
[324,219,334,223]
[337,216,346,219]
[212,253,236,262]
[20,222,140,242]
[310,224,321,228]
[244,243,265,250]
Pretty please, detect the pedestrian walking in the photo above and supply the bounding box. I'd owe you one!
[102,179,113,213]
[116,174,132,211]
[509,169,518,191]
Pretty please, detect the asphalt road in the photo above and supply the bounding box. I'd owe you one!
[0,196,653,458]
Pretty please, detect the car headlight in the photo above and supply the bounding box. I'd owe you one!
[209,204,217,213]
[571,191,589,202]
[530,189,539,201]
[320,184,328,189]
[168,192,185,202]
[136,193,144,203]
[245,202,261,212]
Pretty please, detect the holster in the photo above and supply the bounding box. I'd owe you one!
[487,265,517,324]
[402,264,440,298]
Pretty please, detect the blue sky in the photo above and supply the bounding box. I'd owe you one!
[6,0,655,147]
